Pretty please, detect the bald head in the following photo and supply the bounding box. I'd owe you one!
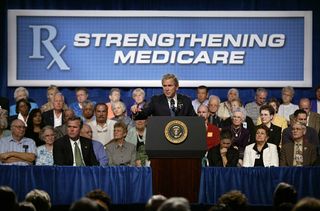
[80,124,93,139]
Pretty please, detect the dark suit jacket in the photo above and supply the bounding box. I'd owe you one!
[42,109,65,127]
[207,145,239,167]
[135,94,196,118]
[53,135,99,166]
[280,142,317,166]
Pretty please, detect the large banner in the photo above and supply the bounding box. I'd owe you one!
[8,10,312,87]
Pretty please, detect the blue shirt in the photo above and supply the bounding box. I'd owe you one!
[92,140,108,166]
[0,135,36,165]
[36,145,54,165]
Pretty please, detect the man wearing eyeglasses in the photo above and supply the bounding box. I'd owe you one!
[88,103,117,146]
[0,119,36,165]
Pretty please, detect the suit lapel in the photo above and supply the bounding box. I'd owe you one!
[286,143,294,166]
[160,94,171,115]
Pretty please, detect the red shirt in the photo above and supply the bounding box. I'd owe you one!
[206,123,220,149]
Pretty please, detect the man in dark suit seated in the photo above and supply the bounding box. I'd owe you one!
[131,73,196,117]
[53,116,98,166]
[42,93,65,128]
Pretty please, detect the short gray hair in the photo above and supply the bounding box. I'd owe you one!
[14,87,29,100]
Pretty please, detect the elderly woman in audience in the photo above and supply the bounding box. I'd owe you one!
[206,128,239,167]
[0,109,11,138]
[132,88,147,111]
[105,122,136,166]
[257,98,287,131]
[9,87,38,116]
[35,126,55,165]
[9,99,31,127]
[226,107,250,162]
[25,109,44,146]
[111,101,134,129]
[40,85,67,113]
[278,86,299,124]
[217,88,240,120]
[243,125,279,167]
[257,105,282,148]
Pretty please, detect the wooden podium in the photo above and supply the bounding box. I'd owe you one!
[146,116,206,203]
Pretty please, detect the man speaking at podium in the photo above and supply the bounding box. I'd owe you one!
[131,74,196,117]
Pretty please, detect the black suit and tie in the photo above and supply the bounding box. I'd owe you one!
[134,94,196,118]
[53,135,98,166]
[42,109,65,127]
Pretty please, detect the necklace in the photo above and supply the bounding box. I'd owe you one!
[231,126,242,138]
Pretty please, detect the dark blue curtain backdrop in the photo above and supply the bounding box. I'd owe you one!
[1,0,319,107]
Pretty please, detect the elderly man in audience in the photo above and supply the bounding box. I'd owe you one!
[207,95,223,128]
[80,124,108,166]
[53,117,98,166]
[192,85,209,112]
[206,128,239,167]
[217,88,239,120]
[278,86,299,124]
[126,115,149,166]
[0,119,36,165]
[54,108,75,140]
[9,87,38,116]
[35,126,55,165]
[105,122,136,166]
[111,101,134,128]
[256,105,282,148]
[243,125,279,167]
[88,103,117,146]
[311,85,320,114]
[81,100,96,124]
[40,85,67,113]
[197,104,220,150]
[106,88,121,119]
[245,87,268,125]
[282,109,319,146]
[69,87,96,118]
[42,93,65,128]
[280,121,317,166]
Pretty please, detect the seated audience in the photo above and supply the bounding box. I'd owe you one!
[0,109,11,138]
[42,93,65,128]
[53,117,98,166]
[273,182,297,211]
[131,88,147,113]
[69,87,95,118]
[278,86,299,124]
[9,87,38,116]
[0,119,36,165]
[158,197,191,211]
[218,190,248,211]
[292,197,320,211]
[256,105,282,148]
[88,103,116,146]
[25,189,51,211]
[282,109,319,146]
[81,100,96,124]
[294,98,320,134]
[9,99,31,126]
[243,125,279,167]
[0,186,19,211]
[192,85,209,112]
[256,97,287,131]
[280,121,317,166]
[311,85,320,114]
[19,201,36,211]
[145,194,167,211]
[80,124,108,166]
[106,88,121,119]
[86,189,111,211]
[245,87,268,125]
[197,104,220,149]
[226,107,250,161]
[105,122,136,166]
[36,126,55,166]
[69,197,100,211]
[206,128,239,167]
[40,85,67,113]
[25,109,44,146]
[208,95,223,128]
[111,101,134,128]
[218,88,239,120]
[54,108,75,140]
[125,116,149,166]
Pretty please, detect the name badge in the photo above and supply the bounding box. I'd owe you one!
[255,154,261,159]
[207,132,213,137]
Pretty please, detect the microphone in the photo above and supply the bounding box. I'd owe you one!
[23,145,28,153]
